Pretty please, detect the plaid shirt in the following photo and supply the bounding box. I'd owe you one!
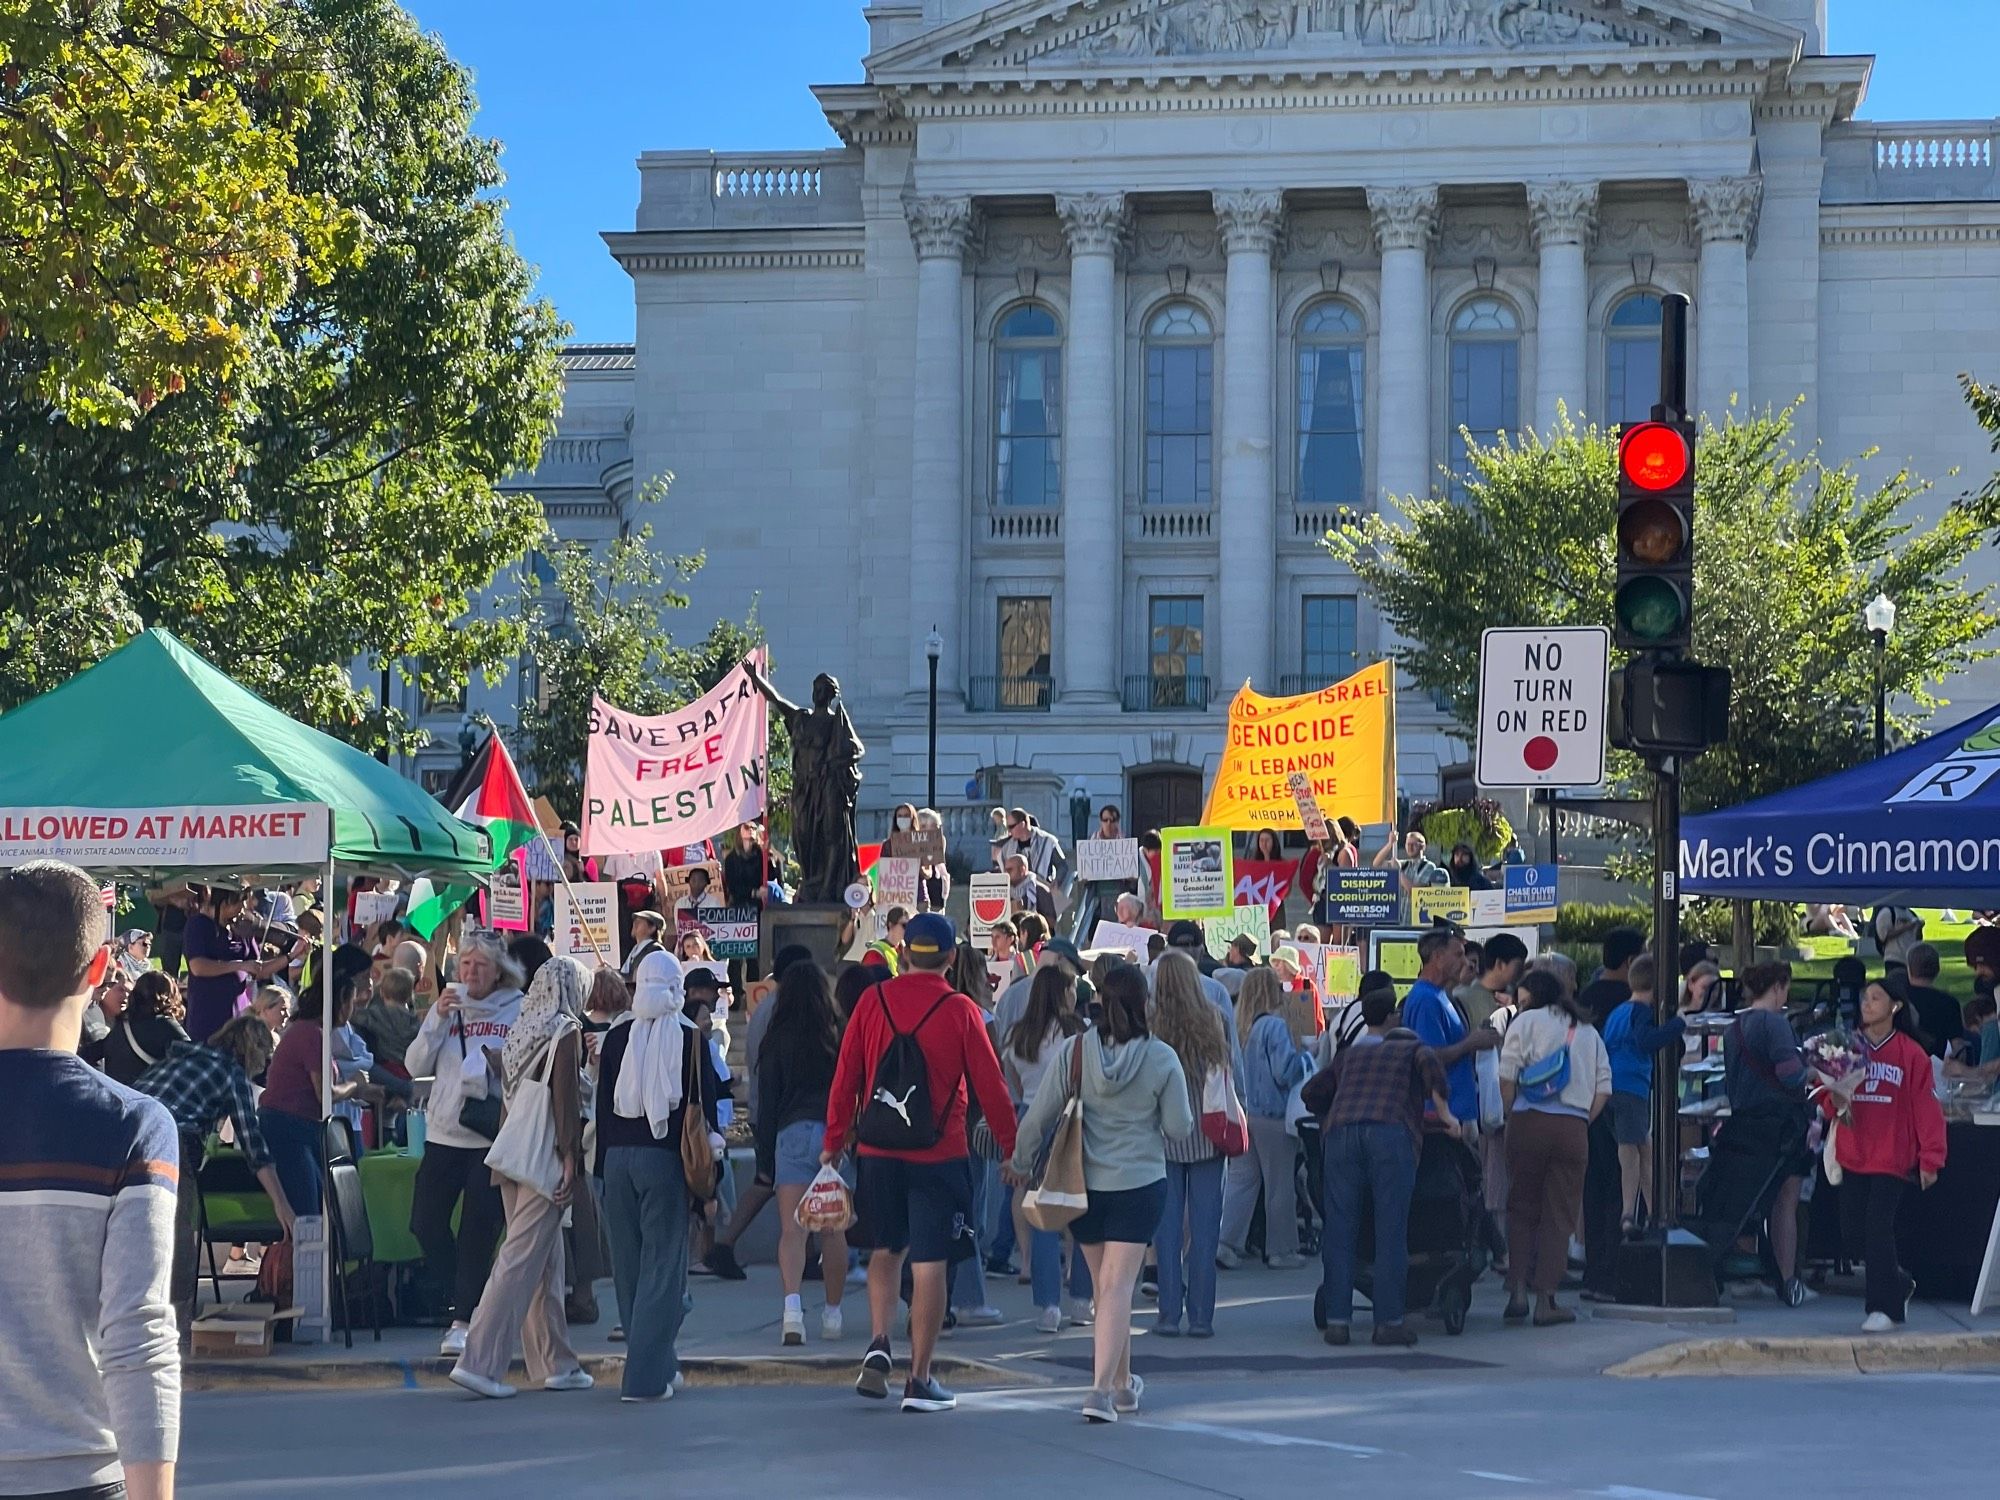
[1302,1030,1446,1151]
[132,1040,270,1170]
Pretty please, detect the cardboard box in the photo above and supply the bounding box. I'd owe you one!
[188,1302,301,1359]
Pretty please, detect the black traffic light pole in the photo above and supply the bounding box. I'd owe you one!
[1649,293,1691,1234]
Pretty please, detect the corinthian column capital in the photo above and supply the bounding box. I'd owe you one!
[1689,174,1764,245]
[1528,179,1600,251]
[903,193,974,259]
[1368,185,1441,254]
[1055,192,1131,259]
[1214,188,1286,257]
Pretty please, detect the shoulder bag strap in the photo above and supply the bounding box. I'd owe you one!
[122,1018,163,1070]
[1068,1030,1086,1101]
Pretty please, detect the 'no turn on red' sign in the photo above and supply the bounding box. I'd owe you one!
[1475,626,1610,789]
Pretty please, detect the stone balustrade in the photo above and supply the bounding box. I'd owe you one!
[1825,122,1999,204]
[636,149,864,230]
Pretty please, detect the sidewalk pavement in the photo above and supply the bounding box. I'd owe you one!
[184,1254,2000,1391]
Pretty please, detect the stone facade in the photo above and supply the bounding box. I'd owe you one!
[418,0,1999,841]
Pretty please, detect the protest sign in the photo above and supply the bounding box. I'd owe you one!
[1161,827,1233,920]
[886,828,944,864]
[1203,905,1271,962]
[554,882,616,959]
[352,891,399,936]
[1470,888,1507,928]
[1233,859,1296,916]
[1322,944,1362,1004]
[678,905,759,960]
[582,651,768,858]
[1288,771,1330,843]
[969,873,1011,949]
[1201,662,1397,830]
[1504,864,1560,925]
[1320,868,1399,925]
[1088,921,1155,961]
[533,797,564,836]
[1410,885,1474,928]
[488,850,529,932]
[0,803,329,871]
[874,857,921,911]
[1076,838,1139,882]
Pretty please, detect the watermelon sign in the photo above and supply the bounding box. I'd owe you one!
[969,873,1011,951]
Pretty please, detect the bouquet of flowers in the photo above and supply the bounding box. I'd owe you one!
[1803,1029,1867,1121]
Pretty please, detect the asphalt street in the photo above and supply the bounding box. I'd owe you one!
[178,1365,1999,1499]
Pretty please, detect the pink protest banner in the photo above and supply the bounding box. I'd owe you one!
[582,651,769,858]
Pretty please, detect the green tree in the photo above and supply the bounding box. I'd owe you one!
[0,0,562,753]
[1328,408,1998,813]
[0,0,355,423]
[514,478,789,836]
[1964,374,2000,530]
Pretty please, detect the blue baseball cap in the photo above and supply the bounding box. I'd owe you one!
[905,912,956,955]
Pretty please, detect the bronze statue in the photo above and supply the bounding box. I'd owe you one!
[745,661,864,904]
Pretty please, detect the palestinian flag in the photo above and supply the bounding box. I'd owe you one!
[407,734,543,938]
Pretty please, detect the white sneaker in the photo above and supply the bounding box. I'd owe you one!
[1215,1246,1241,1270]
[439,1325,468,1358]
[782,1307,806,1347]
[821,1306,844,1341]
[448,1366,515,1400]
[543,1369,594,1392]
[1114,1373,1145,1415]
[955,1305,1005,1327]
[1861,1312,1896,1334]
[620,1388,674,1403]
[1065,1296,1095,1327]
[1037,1305,1064,1334]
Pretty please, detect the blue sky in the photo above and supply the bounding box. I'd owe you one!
[401,0,1992,344]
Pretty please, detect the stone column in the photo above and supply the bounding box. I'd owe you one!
[1369,185,1441,504]
[1215,189,1285,698]
[1690,175,1762,421]
[1055,192,1129,706]
[1528,180,1599,433]
[903,193,974,699]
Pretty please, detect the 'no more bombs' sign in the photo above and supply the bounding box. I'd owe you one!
[1475,627,1609,790]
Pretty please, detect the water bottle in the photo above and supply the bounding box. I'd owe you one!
[406,1107,427,1157]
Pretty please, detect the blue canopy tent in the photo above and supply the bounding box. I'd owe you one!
[1680,703,2000,905]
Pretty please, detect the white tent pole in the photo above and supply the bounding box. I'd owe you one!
[319,825,336,1341]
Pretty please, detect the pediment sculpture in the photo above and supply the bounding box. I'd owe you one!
[1064,0,1637,60]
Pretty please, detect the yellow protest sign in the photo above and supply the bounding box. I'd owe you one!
[1410,885,1473,928]
[1201,662,1397,831]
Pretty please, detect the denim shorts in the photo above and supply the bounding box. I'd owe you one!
[1609,1092,1653,1146]
[775,1120,828,1186]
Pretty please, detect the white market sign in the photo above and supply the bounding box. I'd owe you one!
[0,804,331,870]
[1475,627,1610,790]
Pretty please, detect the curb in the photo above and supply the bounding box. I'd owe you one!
[1608,1332,2000,1378]
[184,1350,1042,1395]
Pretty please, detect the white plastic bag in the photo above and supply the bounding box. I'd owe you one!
[796,1163,856,1233]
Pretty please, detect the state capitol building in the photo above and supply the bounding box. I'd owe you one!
[411,1,1998,845]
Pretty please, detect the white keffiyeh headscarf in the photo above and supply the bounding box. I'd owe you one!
[501,955,589,1094]
[615,950,692,1138]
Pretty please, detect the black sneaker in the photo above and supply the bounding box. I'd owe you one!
[705,1244,747,1282]
[856,1339,893,1400]
[901,1374,956,1413]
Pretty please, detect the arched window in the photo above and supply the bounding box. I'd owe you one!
[1143,303,1214,507]
[1448,296,1521,489]
[994,304,1063,509]
[1606,292,1665,426]
[1296,301,1366,507]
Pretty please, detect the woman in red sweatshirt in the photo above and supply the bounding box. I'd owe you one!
[1835,980,1948,1332]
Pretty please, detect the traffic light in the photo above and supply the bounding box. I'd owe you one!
[1613,419,1697,654]
[1609,658,1731,756]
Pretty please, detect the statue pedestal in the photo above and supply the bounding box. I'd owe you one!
[763,903,852,974]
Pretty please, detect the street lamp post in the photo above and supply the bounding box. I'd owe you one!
[925,626,943,811]
[1865,592,1896,759]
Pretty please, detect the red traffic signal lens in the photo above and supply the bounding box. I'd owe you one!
[1620,422,1691,492]
[1618,498,1687,565]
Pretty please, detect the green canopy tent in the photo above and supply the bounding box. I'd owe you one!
[0,629,494,1340]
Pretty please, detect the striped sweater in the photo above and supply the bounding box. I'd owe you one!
[0,1048,182,1495]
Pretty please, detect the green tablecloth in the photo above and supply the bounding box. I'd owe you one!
[200,1148,435,1265]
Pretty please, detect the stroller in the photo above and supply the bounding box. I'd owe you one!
[1313,1130,1494,1336]
[1686,1105,1809,1290]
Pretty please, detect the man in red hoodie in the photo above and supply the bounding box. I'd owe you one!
[824,912,1017,1413]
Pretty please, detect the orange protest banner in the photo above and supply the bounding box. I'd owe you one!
[1200,662,1398,831]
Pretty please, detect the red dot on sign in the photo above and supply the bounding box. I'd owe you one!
[1523,737,1560,773]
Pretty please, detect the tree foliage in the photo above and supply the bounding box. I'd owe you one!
[0,0,563,752]
[1327,408,1999,813]
[0,0,356,423]
[513,478,791,840]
